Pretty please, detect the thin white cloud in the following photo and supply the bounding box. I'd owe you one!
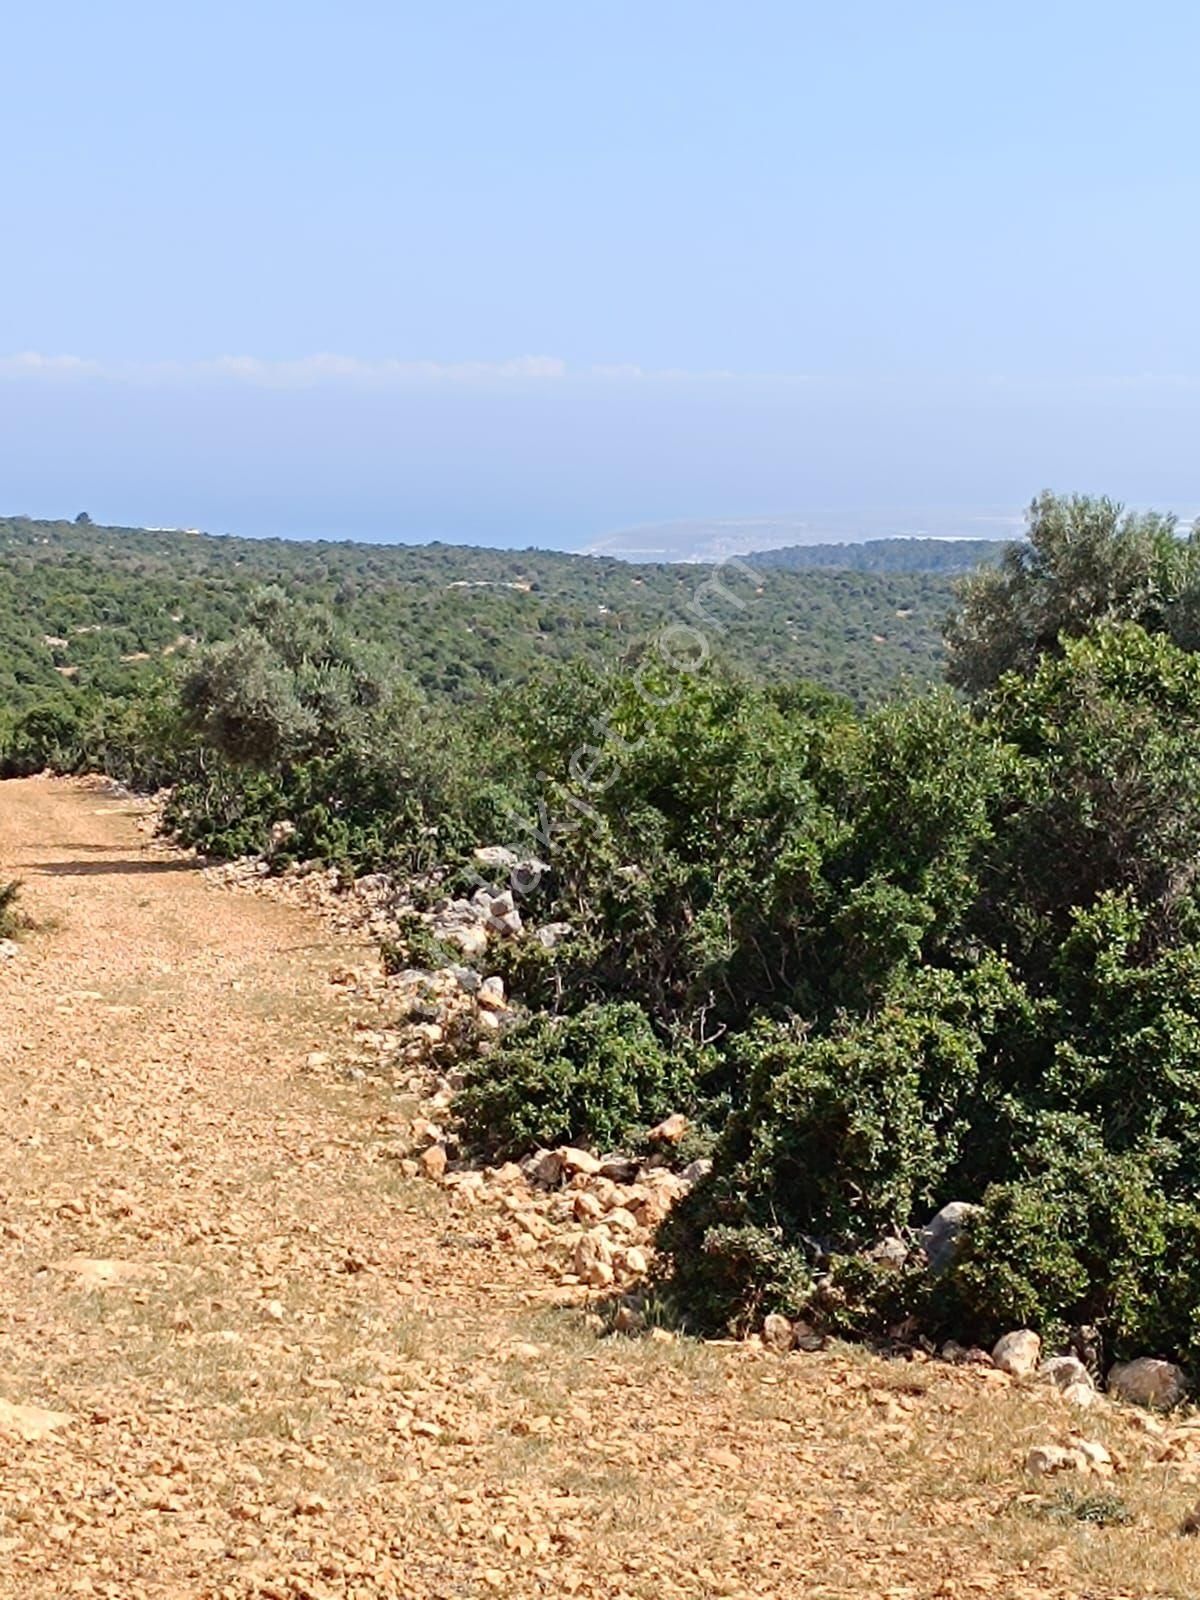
[11,353,1197,394]
[0,351,103,378]
[0,351,570,388]
[0,351,814,389]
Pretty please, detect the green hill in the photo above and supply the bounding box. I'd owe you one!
[750,536,1011,574]
[0,516,970,716]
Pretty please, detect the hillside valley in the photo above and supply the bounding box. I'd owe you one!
[0,516,982,722]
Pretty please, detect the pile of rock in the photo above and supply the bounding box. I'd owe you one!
[410,1136,709,1299]
[427,887,522,958]
[935,1326,1189,1414]
[422,846,563,956]
[211,843,1200,1411]
[324,962,518,1074]
[206,842,569,960]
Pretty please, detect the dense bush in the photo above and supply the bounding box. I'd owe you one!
[664,625,1200,1364]
[457,1002,696,1157]
[177,588,400,767]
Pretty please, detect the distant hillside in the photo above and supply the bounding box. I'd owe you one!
[0,517,995,716]
[750,537,1012,574]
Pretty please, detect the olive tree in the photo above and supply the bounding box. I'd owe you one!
[945,491,1198,693]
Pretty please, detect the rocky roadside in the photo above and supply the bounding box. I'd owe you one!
[199,842,707,1318]
[11,777,1200,1597]
[198,838,1200,1449]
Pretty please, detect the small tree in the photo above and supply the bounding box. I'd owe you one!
[945,491,1197,693]
[178,630,318,767]
[177,589,401,769]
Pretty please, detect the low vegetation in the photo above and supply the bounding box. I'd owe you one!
[8,492,1200,1376]
[0,510,960,780]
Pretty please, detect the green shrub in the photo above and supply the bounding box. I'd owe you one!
[457,1001,693,1158]
[934,1133,1200,1367]
[661,964,1024,1332]
[381,914,461,974]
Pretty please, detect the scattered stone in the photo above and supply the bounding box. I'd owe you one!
[409,1116,444,1148]
[1025,1443,1086,1477]
[613,1304,645,1335]
[534,922,573,949]
[477,976,507,1012]
[573,1191,604,1223]
[526,1149,564,1188]
[1070,1436,1116,1477]
[511,858,550,894]
[762,1313,795,1353]
[919,1201,981,1274]
[647,1112,688,1145]
[1039,1355,1094,1392]
[1025,1436,1115,1479]
[292,1493,330,1516]
[1062,1381,1099,1409]
[559,1147,601,1177]
[867,1236,909,1272]
[450,923,489,959]
[573,1231,614,1279]
[485,891,523,937]
[473,846,520,872]
[992,1329,1041,1378]
[597,1155,639,1184]
[419,1143,448,1183]
[53,1255,149,1291]
[1107,1357,1188,1410]
[604,1206,639,1235]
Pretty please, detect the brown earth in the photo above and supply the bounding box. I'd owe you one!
[1,777,1198,1599]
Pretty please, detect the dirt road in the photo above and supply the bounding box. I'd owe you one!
[0,779,1184,1598]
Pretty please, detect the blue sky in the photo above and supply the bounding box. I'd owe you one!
[4,1,1199,547]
